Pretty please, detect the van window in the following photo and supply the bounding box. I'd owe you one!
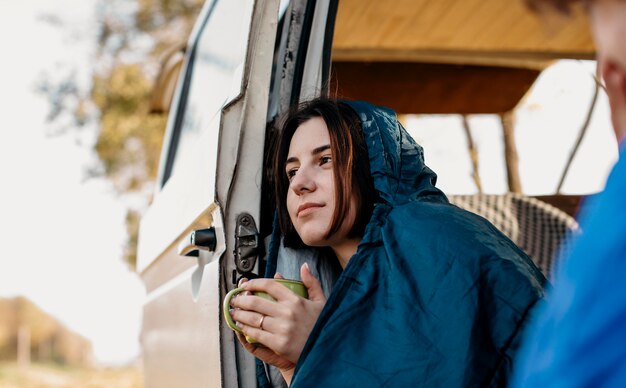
[164,0,254,185]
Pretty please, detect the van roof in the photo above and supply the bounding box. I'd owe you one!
[333,0,595,69]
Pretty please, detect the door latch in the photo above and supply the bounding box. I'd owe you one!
[178,227,217,257]
[234,213,260,273]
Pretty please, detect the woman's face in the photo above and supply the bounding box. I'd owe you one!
[285,117,356,248]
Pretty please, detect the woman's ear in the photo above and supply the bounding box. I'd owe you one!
[600,59,626,143]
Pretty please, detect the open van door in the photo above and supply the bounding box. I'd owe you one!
[137,0,281,386]
[138,0,340,384]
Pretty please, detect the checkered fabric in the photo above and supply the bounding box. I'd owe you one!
[449,193,580,280]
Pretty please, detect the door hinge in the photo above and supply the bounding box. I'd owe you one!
[233,213,260,274]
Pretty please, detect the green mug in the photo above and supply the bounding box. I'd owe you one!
[223,279,308,344]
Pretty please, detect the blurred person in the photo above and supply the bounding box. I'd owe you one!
[513,0,626,386]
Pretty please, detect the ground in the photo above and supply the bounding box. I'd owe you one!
[0,362,142,388]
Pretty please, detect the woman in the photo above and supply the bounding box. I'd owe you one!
[230,98,546,387]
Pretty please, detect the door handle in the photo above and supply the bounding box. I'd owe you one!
[178,227,217,257]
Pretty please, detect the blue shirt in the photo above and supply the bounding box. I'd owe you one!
[513,143,626,387]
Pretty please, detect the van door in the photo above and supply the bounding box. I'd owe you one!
[137,0,280,386]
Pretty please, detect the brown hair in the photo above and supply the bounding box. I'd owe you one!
[273,98,377,248]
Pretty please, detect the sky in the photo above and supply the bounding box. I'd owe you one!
[0,0,144,365]
[0,0,620,369]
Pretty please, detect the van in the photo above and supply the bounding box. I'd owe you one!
[137,0,598,386]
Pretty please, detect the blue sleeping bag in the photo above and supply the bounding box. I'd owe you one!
[264,101,546,387]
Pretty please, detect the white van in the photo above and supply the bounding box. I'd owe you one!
[137,1,596,386]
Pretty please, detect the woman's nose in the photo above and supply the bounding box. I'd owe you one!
[290,167,316,195]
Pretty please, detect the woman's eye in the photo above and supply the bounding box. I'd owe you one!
[320,156,332,165]
[287,168,298,181]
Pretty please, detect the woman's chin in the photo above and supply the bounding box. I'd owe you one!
[297,232,328,248]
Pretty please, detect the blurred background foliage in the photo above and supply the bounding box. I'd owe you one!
[38,0,205,269]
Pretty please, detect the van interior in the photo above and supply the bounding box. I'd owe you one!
[324,0,601,277]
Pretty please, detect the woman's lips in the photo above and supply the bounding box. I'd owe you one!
[297,203,323,217]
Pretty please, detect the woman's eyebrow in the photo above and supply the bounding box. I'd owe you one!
[312,144,331,155]
[285,144,331,165]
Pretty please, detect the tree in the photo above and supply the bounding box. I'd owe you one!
[39,0,204,269]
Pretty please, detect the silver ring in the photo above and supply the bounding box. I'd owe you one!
[258,315,265,330]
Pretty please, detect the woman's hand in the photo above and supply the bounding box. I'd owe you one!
[234,331,296,371]
[231,276,295,373]
[230,263,326,366]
